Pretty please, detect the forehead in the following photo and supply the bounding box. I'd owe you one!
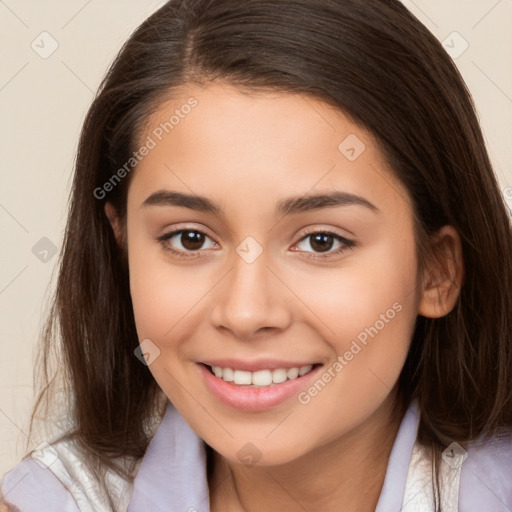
[128,82,412,221]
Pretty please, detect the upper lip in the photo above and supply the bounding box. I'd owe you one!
[199,359,321,372]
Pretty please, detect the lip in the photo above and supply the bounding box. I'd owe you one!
[200,358,319,372]
[197,362,323,411]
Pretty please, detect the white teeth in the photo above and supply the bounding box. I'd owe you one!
[209,364,315,386]
[233,370,252,385]
[222,367,234,382]
[298,364,312,376]
[252,369,273,386]
[272,368,288,383]
[286,367,299,379]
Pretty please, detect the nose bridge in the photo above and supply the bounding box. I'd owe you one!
[210,243,291,338]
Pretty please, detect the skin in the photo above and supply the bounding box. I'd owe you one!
[106,82,463,511]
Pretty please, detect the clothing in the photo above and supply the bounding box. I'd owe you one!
[2,399,511,511]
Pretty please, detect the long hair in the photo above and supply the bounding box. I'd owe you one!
[27,0,512,509]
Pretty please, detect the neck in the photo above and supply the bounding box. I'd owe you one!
[208,393,405,512]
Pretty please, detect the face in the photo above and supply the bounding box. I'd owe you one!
[117,82,423,466]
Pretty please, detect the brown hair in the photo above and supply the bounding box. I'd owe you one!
[27,0,512,509]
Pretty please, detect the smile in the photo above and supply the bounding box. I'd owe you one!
[197,361,323,411]
[206,364,316,387]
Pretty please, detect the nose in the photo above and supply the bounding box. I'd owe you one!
[209,248,292,340]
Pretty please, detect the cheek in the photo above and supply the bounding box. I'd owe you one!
[284,244,418,453]
[300,232,418,403]
[126,237,211,402]
[126,229,208,348]
[303,231,418,346]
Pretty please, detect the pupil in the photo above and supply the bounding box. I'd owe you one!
[182,231,204,250]
[310,233,333,253]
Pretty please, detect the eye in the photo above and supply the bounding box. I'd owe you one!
[157,228,218,258]
[293,230,356,260]
[157,227,356,261]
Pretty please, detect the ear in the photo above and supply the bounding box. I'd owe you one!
[417,225,464,318]
[105,202,123,246]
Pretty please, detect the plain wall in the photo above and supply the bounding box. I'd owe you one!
[1,0,511,476]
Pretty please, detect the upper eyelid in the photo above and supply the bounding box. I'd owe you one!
[159,223,216,239]
[299,226,353,240]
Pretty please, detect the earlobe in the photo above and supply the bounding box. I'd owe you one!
[417,225,465,318]
[104,202,122,246]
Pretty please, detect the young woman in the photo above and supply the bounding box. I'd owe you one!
[2,1,511,511]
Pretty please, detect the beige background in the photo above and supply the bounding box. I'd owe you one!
[1,0,511,476]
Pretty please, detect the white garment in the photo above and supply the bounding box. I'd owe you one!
[28,439,137,512]
[25,400,448,511]
[402,442,464,512]
[3,399,511,511]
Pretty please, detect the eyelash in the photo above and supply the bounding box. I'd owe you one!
[157,227,356,261]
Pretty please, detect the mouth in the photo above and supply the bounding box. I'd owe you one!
[200,362,322,387]
[196,359,323,412]
[197,360,324,410]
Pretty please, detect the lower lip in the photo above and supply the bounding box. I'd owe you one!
[197,363,322,411]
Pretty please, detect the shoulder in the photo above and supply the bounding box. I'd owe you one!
[1,397,166,512]
[459,431,512,511]
[1,457,80,512]
[1,438,136,512]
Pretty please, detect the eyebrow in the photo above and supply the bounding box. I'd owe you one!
[141,189,380,216]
